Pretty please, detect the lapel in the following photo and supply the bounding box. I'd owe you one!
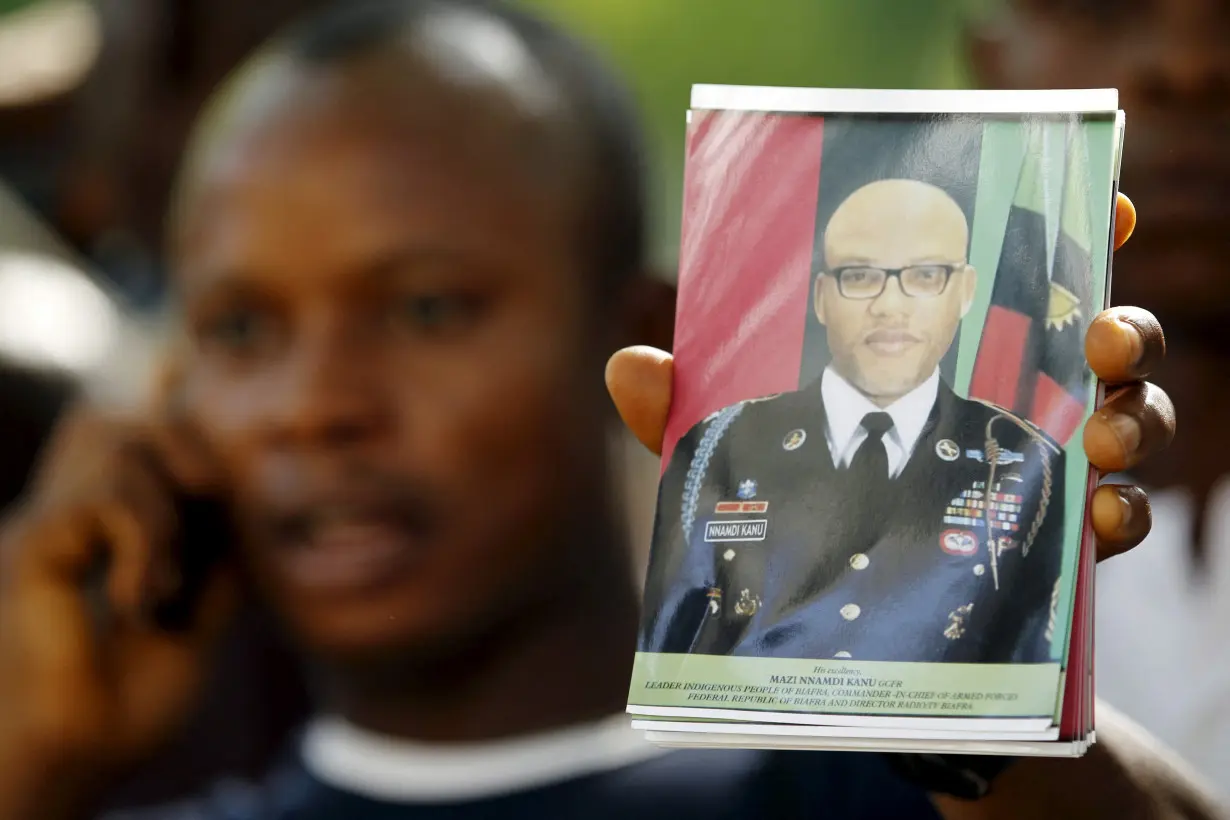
[896,378,961,485]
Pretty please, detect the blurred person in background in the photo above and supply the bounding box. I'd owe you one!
[0,0,334,809]
[0,0,99,512]
[0,2,1217,819]
[971,0,1230,799]
[0,0,335,310]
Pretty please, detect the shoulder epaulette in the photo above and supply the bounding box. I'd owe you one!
[970,398,1062,456]
[701,392,780,424]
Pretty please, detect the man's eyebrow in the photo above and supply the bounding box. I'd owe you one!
[358,245,483,280]
[177,268,264,304]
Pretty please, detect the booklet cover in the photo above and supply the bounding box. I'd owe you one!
[628,86,1124,753]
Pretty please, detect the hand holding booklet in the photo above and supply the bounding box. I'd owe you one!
[628,85,1126,758]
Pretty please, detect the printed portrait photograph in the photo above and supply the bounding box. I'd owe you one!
[638,108,1120,670]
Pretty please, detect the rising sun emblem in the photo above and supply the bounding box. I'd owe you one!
[1047,281,1082,331]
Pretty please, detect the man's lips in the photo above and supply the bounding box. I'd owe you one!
[264,497,437,596]
[863,329,922,355]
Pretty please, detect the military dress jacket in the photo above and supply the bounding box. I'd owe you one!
[639,378,1066,665]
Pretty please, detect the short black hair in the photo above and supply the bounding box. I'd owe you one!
[277,0,648,291]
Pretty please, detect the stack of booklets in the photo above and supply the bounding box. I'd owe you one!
[628,85,1125,757]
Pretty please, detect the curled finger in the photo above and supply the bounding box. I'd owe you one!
[1084,307,1165,384]
[1091,484,1152,561]
[1083,381,1175,474]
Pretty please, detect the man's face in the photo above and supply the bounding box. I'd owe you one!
[172,61,613,664]
[972,0,1230,335]
[816,180,975,404]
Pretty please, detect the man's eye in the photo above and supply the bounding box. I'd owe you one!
[393,293,482,333]
[199,310,271,353]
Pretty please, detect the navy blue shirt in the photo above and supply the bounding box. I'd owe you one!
[106,748,939,819]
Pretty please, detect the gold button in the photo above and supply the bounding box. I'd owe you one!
[724,549,736,561]
[834,651,853,659]
[840,604,861,621]
[973,564,985,576]
[849,553,870,571]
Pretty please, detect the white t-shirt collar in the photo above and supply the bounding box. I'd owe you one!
[301,712,666,804]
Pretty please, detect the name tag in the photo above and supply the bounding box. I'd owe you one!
[705,519,768,542]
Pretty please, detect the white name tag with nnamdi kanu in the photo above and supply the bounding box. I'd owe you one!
[704,519,768,542]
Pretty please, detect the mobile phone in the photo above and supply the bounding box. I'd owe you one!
[150,493,234,632]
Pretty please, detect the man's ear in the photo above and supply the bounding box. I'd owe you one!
[813,274,828,326]
[959,264,979,317]
[615,271,677,353]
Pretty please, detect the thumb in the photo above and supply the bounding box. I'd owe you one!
[606,346,673,456]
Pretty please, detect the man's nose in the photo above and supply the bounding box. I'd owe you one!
[868,276,910,315]
[265,322,390,449]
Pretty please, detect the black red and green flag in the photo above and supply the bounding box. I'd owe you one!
[1033,123,1094,443]
[969,124,1051,421]
[969,122,1093,445]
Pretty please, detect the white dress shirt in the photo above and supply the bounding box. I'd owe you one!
[820,366,940,478]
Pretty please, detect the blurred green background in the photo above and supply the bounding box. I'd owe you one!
[0,0,996,268]
[520,0,986,268]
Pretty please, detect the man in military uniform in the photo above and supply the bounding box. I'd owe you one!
[641,178,1065,665]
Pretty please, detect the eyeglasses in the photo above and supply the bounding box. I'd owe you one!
[827,264,960,300]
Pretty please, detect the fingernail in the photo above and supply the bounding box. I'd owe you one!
[1107,412,1142,455]
[1114,317,1144,366]
[1116,488,1133,530]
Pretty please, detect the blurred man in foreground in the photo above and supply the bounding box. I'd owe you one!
[0,1,1214,819]
[970,0,1230,797]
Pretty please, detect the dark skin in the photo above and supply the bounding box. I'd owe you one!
[0,51,652,819]
[173,51,652,739]
[969,0,1230,550]
[0,42,1204,820]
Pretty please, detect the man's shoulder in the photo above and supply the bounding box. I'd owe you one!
[674,390,808,454]
[952,395,1063,457]
[704,389,819,435]
[698,390,804,422]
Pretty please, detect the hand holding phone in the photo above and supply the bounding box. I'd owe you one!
[0,399,237,820]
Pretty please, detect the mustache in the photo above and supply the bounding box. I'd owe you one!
[251,460,445,543]
[863,327,922,343]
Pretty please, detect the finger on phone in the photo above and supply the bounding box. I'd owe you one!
[96,502,160,622]
[1091,483,1151,561]
[1085,306,1165,384]
[606,346,673,456]
[148,355,221,494]
[112,451,183,608]
[1083,382,1175,474]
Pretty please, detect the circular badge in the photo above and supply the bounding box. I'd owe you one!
[935,439,960,462]
[940,529,978,556]
[782,429,807,451]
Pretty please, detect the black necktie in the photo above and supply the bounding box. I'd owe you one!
[846,411,894,493]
